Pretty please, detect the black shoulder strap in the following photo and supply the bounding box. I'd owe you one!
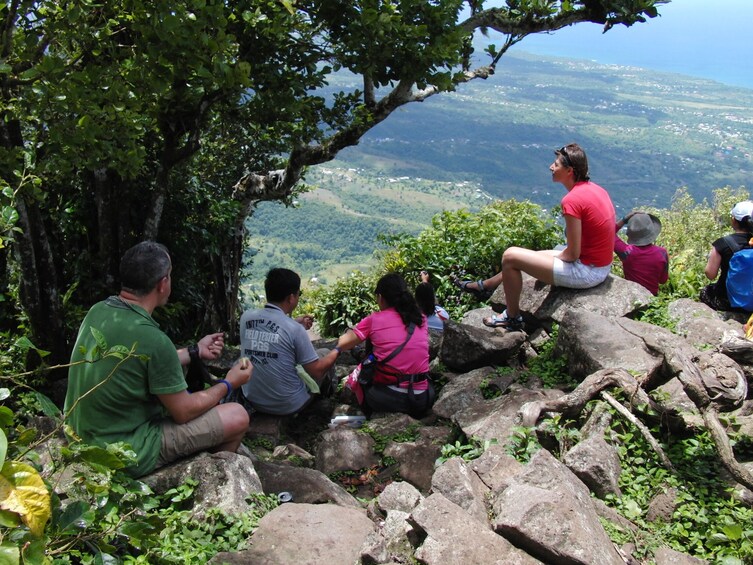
[723,234,745,254]
[379,323,416,365]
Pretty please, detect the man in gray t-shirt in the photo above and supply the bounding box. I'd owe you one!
[240,268,340,415]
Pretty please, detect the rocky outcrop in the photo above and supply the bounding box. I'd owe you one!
[50,283,753,564]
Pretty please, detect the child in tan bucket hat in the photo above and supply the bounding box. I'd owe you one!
[614,211,669,295]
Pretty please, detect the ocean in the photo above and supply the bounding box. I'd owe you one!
[505,0,753,90]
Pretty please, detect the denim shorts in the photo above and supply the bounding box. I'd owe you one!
[552,258,611,289]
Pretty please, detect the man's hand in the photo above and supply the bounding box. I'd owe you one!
[226,358,253,389]
[296,315,314,330]
[198,332,224,360]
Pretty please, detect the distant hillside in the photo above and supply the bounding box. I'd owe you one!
[244,52,753,295]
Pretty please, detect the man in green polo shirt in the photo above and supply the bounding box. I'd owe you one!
[64,241,252,477]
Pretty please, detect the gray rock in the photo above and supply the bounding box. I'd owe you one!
[378,481,424,513]
[384,426,452,492]
[361,509,418,564]
[563,435,622,499]
[668,298,742,349]
[454,386,565,448]
[254,459,362,508]
[646,486,679,523]
[492,449,624,565]
[491,273,652,324]
[431,456,491,525]
[315,425,379,474]
[471,443,525,492]
[433,366,497,420]
[411,493,543,565]
[209,503,374,564]
[654,545,709,564]
[365,412,419,437]
[141,452,263,519]
[555,309,664,382]
[590,497,639,535]
[441,317,526,372]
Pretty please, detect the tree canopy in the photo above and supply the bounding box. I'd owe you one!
[0,0,665,378]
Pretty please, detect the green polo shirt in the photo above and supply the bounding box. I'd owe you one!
[64,297,186,477]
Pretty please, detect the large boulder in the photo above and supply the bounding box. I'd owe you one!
[315,426,379,474]
[253,460,362,508]
[563,435,622,499]
[668,298,744,349]
[431,456,490,525]
[441,317,526,372]
[554,309,664,382]
[410,493,544,565]
[384,426,452,492]
[141,452,263,520]
[209,503,374,564]
[492,449,624,565]
[490,273,652,324]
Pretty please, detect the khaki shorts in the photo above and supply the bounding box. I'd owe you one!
[552,258,611,289]
[156,408,224,468]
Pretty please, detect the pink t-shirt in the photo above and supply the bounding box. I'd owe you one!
[353,308,429,389]
[614,232,669,295]
[561,181,616,267]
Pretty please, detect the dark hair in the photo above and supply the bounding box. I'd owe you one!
[375,273,423,327]
[555,143,590,183]
[265,268,301,302]
[120,241,171,296]
[414,282,436,317]
[737,217,753,235]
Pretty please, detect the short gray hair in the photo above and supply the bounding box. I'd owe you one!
[120,241,171,296]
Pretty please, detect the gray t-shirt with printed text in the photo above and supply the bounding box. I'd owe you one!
[240,304,318,415]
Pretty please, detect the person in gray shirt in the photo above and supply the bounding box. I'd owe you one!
[240,268,340,415]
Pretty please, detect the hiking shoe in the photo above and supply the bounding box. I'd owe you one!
[483,310,524,331]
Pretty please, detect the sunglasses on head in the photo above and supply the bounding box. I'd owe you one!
[558,146,573,168]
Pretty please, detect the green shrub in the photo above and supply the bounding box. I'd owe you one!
[607,426,753,562]
[309,269,379,336]
[310,198,561,334]
[381,200,561,318]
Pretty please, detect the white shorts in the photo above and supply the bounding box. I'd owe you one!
[552,258,611,289]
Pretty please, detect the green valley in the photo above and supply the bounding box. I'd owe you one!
[244,51,753,297]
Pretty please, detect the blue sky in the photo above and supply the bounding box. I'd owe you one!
[505,0,753,89]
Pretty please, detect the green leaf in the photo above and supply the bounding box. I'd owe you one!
[75,446,126,470]
[0,407,13,428]
[105,345,131,358]
[55,500,94,532]
[90,327,108,352]
[0,389,8,402]
[20,539,47,565]
[0,509,20,528]
[34,393,61,419]
[0,542,20,565]
[722,523,743,541]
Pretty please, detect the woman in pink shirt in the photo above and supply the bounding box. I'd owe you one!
[337,273,434,417]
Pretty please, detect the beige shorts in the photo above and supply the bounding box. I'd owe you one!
[156,408,224,468]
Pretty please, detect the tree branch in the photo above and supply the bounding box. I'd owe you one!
[601,391,675,471]
[668,351,753,492]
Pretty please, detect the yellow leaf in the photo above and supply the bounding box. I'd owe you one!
[0,461,51,537]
